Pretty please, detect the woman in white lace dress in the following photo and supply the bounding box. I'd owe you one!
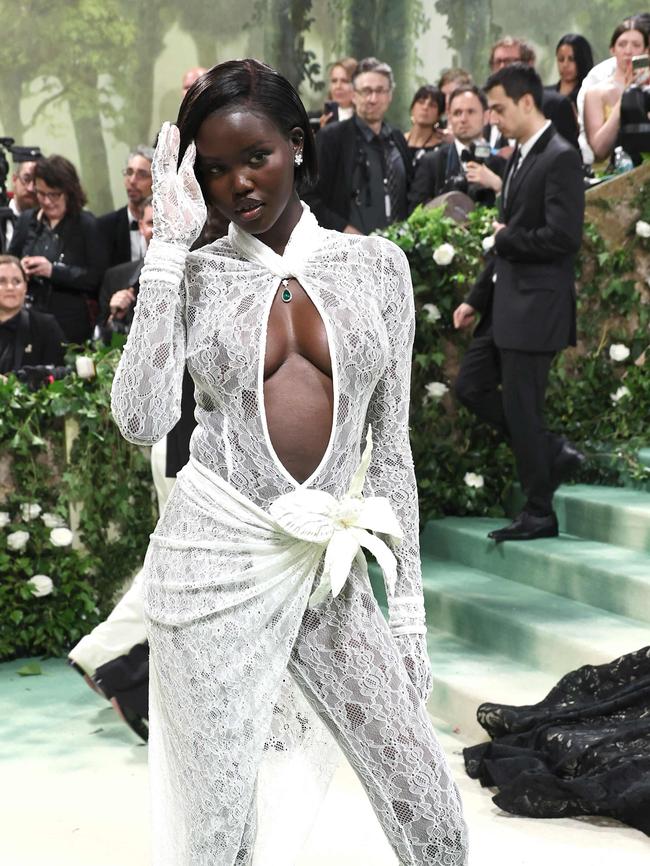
[111,59,467,866]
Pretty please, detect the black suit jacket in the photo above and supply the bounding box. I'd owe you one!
[408,143,506,210]
[467,125,584,352]
[3,308,65,372]
[98,206,131,267]
[303,117,412,231]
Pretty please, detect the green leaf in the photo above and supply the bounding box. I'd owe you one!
[17,662,42,677]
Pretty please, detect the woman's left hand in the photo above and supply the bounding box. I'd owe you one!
[394,632,433,702]
[21,256,53,278]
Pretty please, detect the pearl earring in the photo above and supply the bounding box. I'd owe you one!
[294,151,303,166]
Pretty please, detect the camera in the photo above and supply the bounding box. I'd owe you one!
[15,364,72,390]
[620,82,650,163]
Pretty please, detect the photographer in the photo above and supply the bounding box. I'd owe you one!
[409,85,506,211]
[0,255,64,375]
[0,144,42,253]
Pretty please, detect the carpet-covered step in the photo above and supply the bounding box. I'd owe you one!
[554,485,650,554]
[421,555,649,676]
[422,517,650,624]
[425,628,556,743]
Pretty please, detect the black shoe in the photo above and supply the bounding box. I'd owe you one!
[551,441,586,489]
[488,511,559,542]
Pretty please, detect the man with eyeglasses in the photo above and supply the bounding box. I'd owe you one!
[1,153,40,253]
[98,145,154,267]
[304,57,412,234]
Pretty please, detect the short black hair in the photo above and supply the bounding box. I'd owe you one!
[484,62,544,111]
[555,34,594,90]
[176,59,317,189]
[448,84,488,112]
[410,85,445,115]
[34,155,87,216]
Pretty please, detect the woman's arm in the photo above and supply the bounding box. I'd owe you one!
[584,86,622,162]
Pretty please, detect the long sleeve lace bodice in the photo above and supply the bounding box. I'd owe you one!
[111,210,424,622]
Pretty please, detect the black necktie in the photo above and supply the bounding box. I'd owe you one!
[381,136,402,222]
[460,148,472,163]
[129,219,139,230]
[503,148,522,207]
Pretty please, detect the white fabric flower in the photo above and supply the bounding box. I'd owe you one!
[27,574,53,598]
[20,502,42,521]
[7,530,30,551]
[464,472,484,489]
[610,385,631,404]
[482,234,495,252]
[424,382,449,401]
[635,220,650,238]
[0,511,11,528]
[609,343,630,362]
[421,303,441,323]
[50,527,74,547]
[432,243,455,266]
[75,356,96,379]
[41,512,65,528]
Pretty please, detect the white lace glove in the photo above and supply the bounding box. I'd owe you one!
[142,121,207,284]
[393,632,433,703]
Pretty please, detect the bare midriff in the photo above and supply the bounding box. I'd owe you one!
[263,278,333,483]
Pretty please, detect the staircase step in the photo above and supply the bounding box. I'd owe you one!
[421,554,649,676]
[554,485,650,554]
[422,517,650,624]
[425,628,556,743]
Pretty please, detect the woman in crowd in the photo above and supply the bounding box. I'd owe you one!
[404,84,447,168]
[548,33,594,105]
[9,155,107,343]
[583,17,649,167]
[111,59,467,866]
[319,56,357,127]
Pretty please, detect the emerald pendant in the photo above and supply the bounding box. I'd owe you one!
[281,288,292,302]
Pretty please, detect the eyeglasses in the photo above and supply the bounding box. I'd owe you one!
[122,168,152,180]
[355,86,391,98]
[35,188,64,201]
[17,173,35,186]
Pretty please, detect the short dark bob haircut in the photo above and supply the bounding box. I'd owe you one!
[555,33,594,90]
[176,59,317,189]
[34,155,87,217]
[484,62,544,111]
[410,85,445,115]
[448,83,488,112]
[609,16,649,48]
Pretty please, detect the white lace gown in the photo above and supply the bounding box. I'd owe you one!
[111,204,468,866]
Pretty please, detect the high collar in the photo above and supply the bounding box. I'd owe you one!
[227,202,326,280]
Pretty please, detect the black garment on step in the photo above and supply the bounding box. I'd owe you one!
[463,646,650,836]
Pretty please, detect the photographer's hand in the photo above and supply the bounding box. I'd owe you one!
[21,256,52,278]
[465,161,503,192]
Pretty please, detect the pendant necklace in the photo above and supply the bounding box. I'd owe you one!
[281,278,292,303]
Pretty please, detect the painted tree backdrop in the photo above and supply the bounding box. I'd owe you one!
[0,0,631,212]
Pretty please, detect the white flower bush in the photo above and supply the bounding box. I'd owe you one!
[635,220,650,238]
[464,472,484,489]
[424,382,449,402]
[0,511,11,528]
[7,530,30,551]
[433,243,455,266]
[610,385,631,404]
[75,356,96,379]
[421,303,442,323]
[50,527,74,547]
[609,343,630,362]
[20,502,42,521]
[27,574,53,598]
[41,512,65,529]
[482,234,495,252]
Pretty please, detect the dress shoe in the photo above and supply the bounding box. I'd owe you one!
[488,511,559,542]
[551,441,586,489]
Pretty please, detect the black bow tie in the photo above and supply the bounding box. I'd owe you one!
[460,148,472,163]
[129,219,139,230]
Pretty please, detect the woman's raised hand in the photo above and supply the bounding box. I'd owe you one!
[151,121,207,249]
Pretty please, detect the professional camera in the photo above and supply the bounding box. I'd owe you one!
[15,364,73,391]
[443,142,495,195]
[620,86,650,163]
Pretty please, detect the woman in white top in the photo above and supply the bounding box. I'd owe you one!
[111,59,467,866]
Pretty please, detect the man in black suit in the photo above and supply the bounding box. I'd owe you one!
[98,145,153,267]
[304,57,412,234]
[409,85,506,210]
[486,37,579,157]
[453,64,585,542]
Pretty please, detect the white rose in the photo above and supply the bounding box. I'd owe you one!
[0,511,11,528]
[422,303,442,323]
[41,512,65,528]
[635,220,650,238]
[27,574,53,598]
[50,526,74,547]
[75,356,96,379]
[464,472,485,489]
[7,530,30,551]
[609,343,630,362]
[20,502,42,521]
[433,243,455,266]
[610,385,631,404]
[482,234,495,252]
[425,382,449,401]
